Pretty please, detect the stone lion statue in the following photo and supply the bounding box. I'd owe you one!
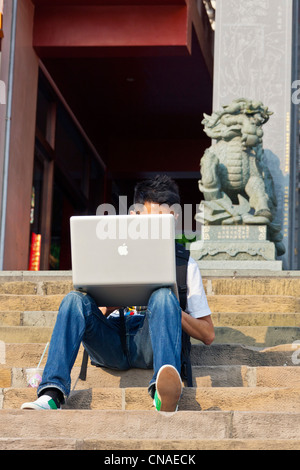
[197,98,285,255]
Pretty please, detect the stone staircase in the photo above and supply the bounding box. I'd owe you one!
[0,269,300,450]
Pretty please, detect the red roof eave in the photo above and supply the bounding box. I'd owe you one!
[33,4,190,58]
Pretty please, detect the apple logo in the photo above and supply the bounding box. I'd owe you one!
[118,243,128,256]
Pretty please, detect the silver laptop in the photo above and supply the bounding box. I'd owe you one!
[70,214,178,307]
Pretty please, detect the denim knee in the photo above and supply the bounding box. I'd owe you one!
[148,287,181,324]
[65,290,87,301]
[148,287,180,313]
[60,290,84,307]
[58,290,93,320]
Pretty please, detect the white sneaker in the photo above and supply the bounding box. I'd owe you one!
[153,365,182,412]
[21,395,60,410]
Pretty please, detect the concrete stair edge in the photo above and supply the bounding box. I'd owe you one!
[1,436,300,450]
[1,325,300,348]
[1,409,300,441]
[3,386,300,412]
[3,364,300,389]
[2,311,300,328]
[2,342,300,367]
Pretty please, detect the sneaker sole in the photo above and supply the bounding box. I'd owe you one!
[156,365,182,412]
[21,402,47,410]
[21,400,60,411]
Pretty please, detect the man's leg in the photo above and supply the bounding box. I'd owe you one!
[148,288,182,411]
[130,288,182,411]
[147,288,182,381]
[21,291,128,409]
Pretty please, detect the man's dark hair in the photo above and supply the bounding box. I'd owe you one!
[134,174,181,207]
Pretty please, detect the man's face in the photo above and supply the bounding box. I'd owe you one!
[131,201,179,220]
[135,201,175,215]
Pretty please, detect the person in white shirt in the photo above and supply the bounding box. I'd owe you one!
[21,175,214,413]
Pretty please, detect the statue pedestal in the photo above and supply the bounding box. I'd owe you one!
[190,225,282,271]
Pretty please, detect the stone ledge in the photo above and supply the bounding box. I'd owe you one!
[1,410,300,441]
[3,386,300,412]
[4,364,300,389]
[0,270,300,282]
[0,293,298,314]
[1,325,300,347]
[197,260,283,271]
[3,311,300,329]
[1,437,299,450]
[3,343,299,367]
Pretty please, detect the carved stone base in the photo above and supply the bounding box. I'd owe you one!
[195,260,283,271]
[191,241,275,261]
[190,225,282,270]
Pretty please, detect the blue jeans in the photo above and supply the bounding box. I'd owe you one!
[38,288,182,399]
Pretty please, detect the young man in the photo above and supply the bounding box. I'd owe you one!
[21,175,214,412]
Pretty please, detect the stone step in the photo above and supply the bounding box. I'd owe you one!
[1,436,300,450]
[0,326,53,343]
[207,295,300,313]
[0,292,298,313]
[191,343,300,366]
[1,324,300,347]
[0,311,58,327]
[204,277,300,296]
[3,386,300,412]
[214,312,300,327]
[0,295,63,312]
[1,409,300,445]
[2,310,300,328]
[3,364,300,389]
[212,325,300,347]
[2,343,299,368]
[0,272,300,296]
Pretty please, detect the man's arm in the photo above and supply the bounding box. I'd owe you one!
[181,310,215,345]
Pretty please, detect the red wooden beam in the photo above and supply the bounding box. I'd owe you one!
[33,5,190,58]
[32,1,187,5]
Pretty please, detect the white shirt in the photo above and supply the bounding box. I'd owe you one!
[185,257,211,319]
